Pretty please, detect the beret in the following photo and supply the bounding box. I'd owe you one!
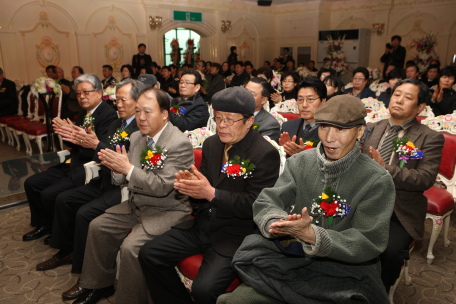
[212,87,255,115]
[314,95,366,128]
[137,74,157,88]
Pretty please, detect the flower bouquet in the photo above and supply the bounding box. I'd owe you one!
[139,145,168,171]
[171,105,187,117]
[311,185,351,226]
[171,39,180,65]
[326,35,350,76]
[82,114,95,132]
[103,84,116,102]
[392,136,423,168]
[31,77,60,96]
[367,67,381,80]
[369,80,389,97]
[197,71,208,90]
[271,70,283,93]
[109,128,130,149]
[295,67,312,79]
[221,155,255,179]
[414,33,439,74]
[303,138,320,150]
[183,39,195,65]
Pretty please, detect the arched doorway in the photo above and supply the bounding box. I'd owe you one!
[163,28,201,67]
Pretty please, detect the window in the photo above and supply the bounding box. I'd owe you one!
[163,28,201,67]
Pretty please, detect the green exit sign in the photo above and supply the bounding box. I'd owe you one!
[172,10,203,22]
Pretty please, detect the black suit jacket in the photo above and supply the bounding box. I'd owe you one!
[62,100,118,187]
[230,71,250,87]
[380,45,406,78]
[102,77,117,89]
[254,109,280,142]
[132,53,153,75]
[0,78,18,117]
[174,130,281,257]
[281,118,320,142]
[170,93,209,132]
[206,73,225,103]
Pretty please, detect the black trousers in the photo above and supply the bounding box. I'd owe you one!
[138,214,237,304]
[24,164,75,227]
[380,213,414,289]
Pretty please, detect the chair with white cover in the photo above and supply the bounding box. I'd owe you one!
[271,100,300,121]
[263,136,286,175]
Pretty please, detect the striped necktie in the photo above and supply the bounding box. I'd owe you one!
[379,125,401,164]
[146,137,154,148]
[120,120,127,131]
[304,123,312,134]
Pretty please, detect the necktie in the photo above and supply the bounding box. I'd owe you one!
[222,144,233,166]
[86,112,92,118]
[146,137,155,148]
[304,124,312,134]
[120,120,127,131]
[379,125,401,164]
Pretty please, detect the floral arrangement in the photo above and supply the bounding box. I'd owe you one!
[221,155,255,179]
[171,39,180,65]
[225,74,235,81]
[325,35,350,75]
[369,80,389,97]
[367,67,381,80]
[103,84,116,102]
[269,110,288,127]
[197,70,208,90]
[183,39,195,66]
[171,105,187,117]
[252,123,259,131]
[271,70,283,93]
[82,114,95,132]
[109,128,130,147]
[295,67,312,79]
[365,108,391,123]
[31,77,60,96]
[414,33,439,74]
[361,97,386,112]
[139,145,168,170]
[303,138,320,150]
[271,99,299,114]
[392,136,423,168]
[185,127,214,148]
[422,112,456,134]
[311,185,351,226]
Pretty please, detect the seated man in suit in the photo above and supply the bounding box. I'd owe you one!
[202,63,226,103]
[138,87,281,304]
[170,69,210,132]
[22,74,118,242]
[219,95,395,304]
[63,87,194,304]
[160,66,179,98]
[229,61,250,87]
[34,79,144,278]
[246,77,280,142]
[279,77,327,157]
[362,78,444,292]
[56,66,79,120]
[101,65,117,89]
[0,67,19,118]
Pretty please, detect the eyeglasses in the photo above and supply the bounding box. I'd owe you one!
[212,117,244,126]
[296,97,320,104]
[179,81,195,86]
[75,90,96,97]
[114,97,133,104]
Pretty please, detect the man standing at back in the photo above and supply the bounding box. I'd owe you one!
[170,69,209,132]
[362,78,444,292]
[381,35,406,79]
[138,87,281,304]
[132,43,152,77]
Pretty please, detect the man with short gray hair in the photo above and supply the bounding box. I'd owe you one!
[22,74,118,244]
[34,80,143,282]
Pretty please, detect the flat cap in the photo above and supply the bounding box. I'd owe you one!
[137,74,157,88]
[212,87,255,115]
[314,95,366,128]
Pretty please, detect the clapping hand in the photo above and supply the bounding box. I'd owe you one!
[174,165,215,201]
[431,85,444,103]
[52,117,73,132]
[270,93,282,104]
[369,146,386,168]
[279,132,306,157]
[269,207,316,245]
[98,145,132,175]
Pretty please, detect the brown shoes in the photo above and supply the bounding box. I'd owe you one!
[62,280,90,301]
[36,252,73,271]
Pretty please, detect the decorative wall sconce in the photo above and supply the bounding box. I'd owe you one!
[221,21,232,33]
[149,16,162,30]
[372,23,385,35]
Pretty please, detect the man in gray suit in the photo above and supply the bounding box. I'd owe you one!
[246,78,280,142]
[63,87,194,304]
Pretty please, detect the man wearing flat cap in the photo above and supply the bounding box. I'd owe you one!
[139,87,281,304]
[218,95,396,304]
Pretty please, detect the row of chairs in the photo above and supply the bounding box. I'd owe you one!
[0,89,64,155]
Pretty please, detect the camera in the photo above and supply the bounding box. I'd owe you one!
[386,43,393,49]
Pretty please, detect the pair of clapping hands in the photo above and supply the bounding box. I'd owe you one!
[53,117,100,150]
[279,132,307,157]
[269,207,316,245]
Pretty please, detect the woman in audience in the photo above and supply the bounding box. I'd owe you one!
[344,67,376,99]
[270,70,299,104]
[378,68,405,108]
[205,61,212,72]
[429,65,456,116]
[221,61,231,78]
[120,64,134,81]
[317,68,334,82]
[323,75,344,100]
[421,64,440,88]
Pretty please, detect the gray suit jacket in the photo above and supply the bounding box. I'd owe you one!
[361,119,444,240]
[254,109,280,142]
[108,122,194,236]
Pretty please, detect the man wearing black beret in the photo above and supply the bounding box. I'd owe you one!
[138,87,281,304]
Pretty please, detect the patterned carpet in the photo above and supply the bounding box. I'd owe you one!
[1,204,456,303]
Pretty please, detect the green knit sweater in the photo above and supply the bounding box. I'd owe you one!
[254,142,396,264]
